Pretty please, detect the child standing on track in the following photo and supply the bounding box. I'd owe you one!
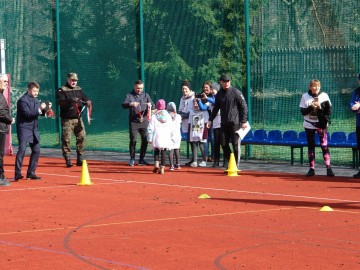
[167,102,182,171]
[147,99,173,174]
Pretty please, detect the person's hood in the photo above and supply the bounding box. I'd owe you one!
[155,110,169,123]
[166,102,177,113]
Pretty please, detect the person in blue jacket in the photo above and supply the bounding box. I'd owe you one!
[14,81,46,181]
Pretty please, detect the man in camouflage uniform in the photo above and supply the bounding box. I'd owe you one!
[56,73,91,167]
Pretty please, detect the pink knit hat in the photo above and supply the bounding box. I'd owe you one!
[156,99,166,110]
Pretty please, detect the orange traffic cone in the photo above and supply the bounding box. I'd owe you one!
[77,160,93,185]
[224,153,240,176]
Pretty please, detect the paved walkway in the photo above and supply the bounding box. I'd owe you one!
[36,147,358,178]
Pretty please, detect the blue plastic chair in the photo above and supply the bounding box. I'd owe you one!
[298,131,307,145]
[282,130,298,145]
[329,131,347,147]
[282,130,302,165]
[241,130,253,161]
[251,129,268,144]
[267,130,283,144]
[347,132,357,147]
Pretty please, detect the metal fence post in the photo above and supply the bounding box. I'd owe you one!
[0,39,5,74]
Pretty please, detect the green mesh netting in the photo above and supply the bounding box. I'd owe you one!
[1,0,360,165]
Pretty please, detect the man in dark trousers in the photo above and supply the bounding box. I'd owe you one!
[57,73,91,167]
[14,81,46,181]
[122,79,155,166]
[207,74,248,168]
[0,74,15,186]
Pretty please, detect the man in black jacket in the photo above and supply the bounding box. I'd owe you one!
[122,80,155,166]
[0,74,15,186]
[56,73,91,167]
[207,74,248,168]
[14,81,46,181]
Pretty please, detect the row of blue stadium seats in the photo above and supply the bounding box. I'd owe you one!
[181,129,359,167]
[242,129,357,148]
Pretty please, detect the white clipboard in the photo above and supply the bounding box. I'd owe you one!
[235,121,251,140]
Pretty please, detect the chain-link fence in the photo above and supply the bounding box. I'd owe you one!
[1,0,359,165]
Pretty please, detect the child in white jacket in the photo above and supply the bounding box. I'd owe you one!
[167,102,182,171]
[147,99,172,174]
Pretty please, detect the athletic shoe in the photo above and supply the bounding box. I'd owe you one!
[158,166,165,174]
[129,158,135,166]
[306,168,315,177]
[138,159,150,166]
[0,178,10,186]
[174,164,181,170]
[190,161,198,167]
[326,168,335,177]
[212,161,220,168]
[353,171,360,178]
[26,174,42,180]
[198,161,207,167]
[169,166,175,171]
[184,160,194,166]
[14,174,24,181]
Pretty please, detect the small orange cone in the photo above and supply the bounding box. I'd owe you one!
[77,160,93,186]
[225,153,240,176]
[319,206,333,212]
[198,194,211,199]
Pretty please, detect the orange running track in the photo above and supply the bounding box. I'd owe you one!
[1,156,359,270]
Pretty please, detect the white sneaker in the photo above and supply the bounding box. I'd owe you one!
[198,161,207,167]
[190,161,198,167]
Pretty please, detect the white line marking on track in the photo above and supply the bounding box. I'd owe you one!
[3,171,360,204]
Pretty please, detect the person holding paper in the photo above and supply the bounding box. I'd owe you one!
[207,74,248,168]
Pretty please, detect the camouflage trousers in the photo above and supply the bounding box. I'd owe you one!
[61,118,86,157]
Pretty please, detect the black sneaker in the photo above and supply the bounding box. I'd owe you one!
[327,168,335,177]
[138,159,149,166]
[212,161,220,168]
[306,168,315,177]
[353,171,360,178]
[26,174,42,180]
[14,174,24,181]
